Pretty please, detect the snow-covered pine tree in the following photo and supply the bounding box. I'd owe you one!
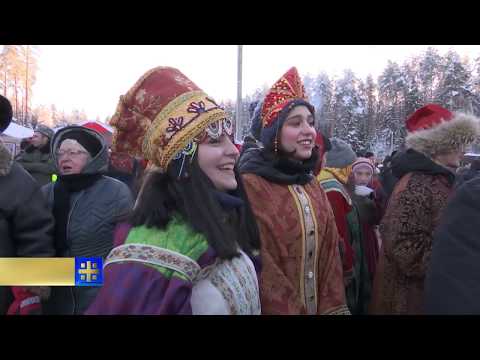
[418,47,443,103]
[312,72,334,136]
[402,58,423,119]
[377,61,405,153]
[474,56,480,97]
[470,56,480,115]
[366,75,378,140]
[331,70,364,152]
[355,78,369,152]
[434,49,474,112]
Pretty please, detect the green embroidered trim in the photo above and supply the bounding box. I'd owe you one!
[320,179,352,205]
[124,216,209,281]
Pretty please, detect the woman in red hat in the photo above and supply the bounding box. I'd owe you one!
[86,67,261,315]
[239,67,349,315]
[370,104,479,314]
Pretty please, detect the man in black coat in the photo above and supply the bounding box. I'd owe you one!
[425,176,480,314]
[0,95,55,314]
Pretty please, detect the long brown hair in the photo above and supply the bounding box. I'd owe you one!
[129,154,260,260]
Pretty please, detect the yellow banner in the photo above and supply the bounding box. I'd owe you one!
[0,258,75,286]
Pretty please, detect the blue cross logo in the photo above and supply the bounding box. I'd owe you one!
[75,257,103,286]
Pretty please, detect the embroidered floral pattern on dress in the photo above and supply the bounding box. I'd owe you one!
[105,244,260,315]
[104,243,202,282]
[196,252,261,315]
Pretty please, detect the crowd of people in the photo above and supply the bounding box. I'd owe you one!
[1,65,480,315]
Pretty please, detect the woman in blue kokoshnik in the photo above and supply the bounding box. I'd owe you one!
[86,66,262,315]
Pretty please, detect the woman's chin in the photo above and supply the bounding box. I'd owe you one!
[293,149,312,161]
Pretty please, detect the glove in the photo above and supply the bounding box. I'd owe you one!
[355,185,374,197]
[7,287,42,315]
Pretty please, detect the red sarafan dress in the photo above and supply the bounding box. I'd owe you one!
[242,173,349,315]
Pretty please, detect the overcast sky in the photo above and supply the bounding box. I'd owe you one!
[25,45,480,121]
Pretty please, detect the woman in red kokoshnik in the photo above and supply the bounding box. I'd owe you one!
[239,67,349,315]
[87,67,261,315]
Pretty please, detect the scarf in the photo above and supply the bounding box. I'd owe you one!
[53,173,102,256]
[213,190,244,211]
[239,148,318,185]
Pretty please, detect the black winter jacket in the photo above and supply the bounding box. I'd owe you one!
[41,126,133,314]
[0,141,55,314]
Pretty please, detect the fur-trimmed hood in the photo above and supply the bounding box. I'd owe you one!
[51,126,108,175]
[0,140,12,176]
[406,112,480,157]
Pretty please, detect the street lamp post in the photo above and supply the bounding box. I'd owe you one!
[235,45,243,143]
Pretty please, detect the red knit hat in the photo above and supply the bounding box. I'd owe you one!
[405,104,480,156]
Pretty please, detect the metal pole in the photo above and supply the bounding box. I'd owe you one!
[25,46,29,126]
[235,45,243,143]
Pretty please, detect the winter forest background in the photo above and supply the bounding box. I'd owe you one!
[221,47,480,157]
[1,45,90,129]
[2,46,480,157]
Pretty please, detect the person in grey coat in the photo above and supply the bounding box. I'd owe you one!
[0,95,55,314]
[16,124,56,186]
[42,125,134,314]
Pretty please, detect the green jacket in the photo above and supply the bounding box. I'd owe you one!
[345,205,372,315]
[16,147,55,186]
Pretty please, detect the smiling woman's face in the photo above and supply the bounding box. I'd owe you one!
[197,134,240,192]
[279,105,317,161]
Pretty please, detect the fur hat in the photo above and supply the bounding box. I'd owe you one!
[35,124,54,140]
[325,138,357,169]
[405,104,480,157]
[110,66,232,172]
[0,95,13,133]
[259,67,315,147]
[352,157,374,174]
